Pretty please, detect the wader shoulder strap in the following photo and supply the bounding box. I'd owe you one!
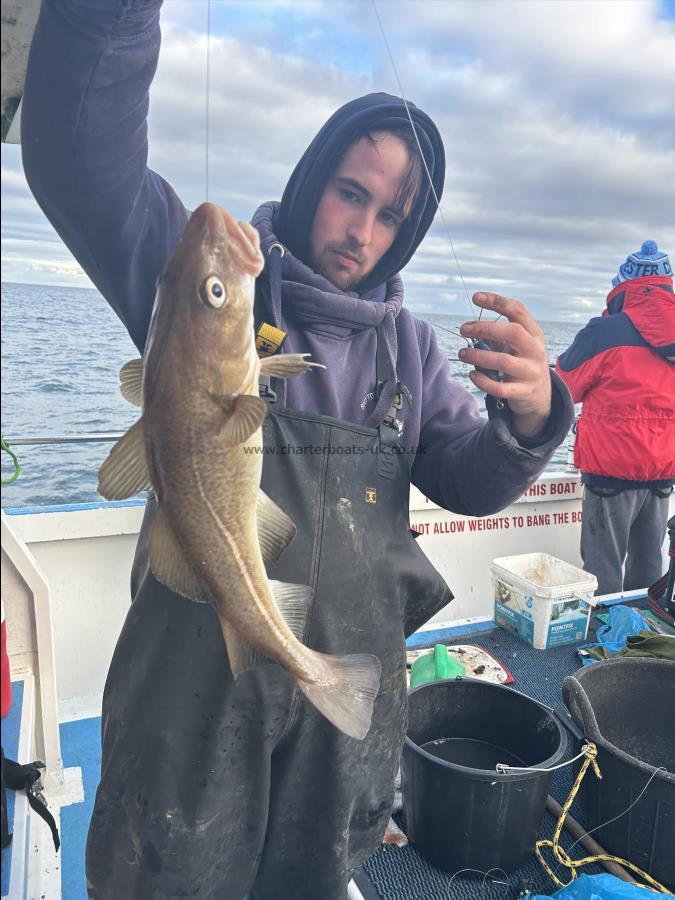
[374,319,391,404]
[374,318,412,428]
[374,319,413,478]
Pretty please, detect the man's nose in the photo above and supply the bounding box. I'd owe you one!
[347,209,376,248]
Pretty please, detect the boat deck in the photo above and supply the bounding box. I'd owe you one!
[359,618,608,899]
[2,605,655,899]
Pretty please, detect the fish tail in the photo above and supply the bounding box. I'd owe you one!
[298,653,381,741]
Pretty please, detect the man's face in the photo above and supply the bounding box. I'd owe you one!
[308,132,410,291]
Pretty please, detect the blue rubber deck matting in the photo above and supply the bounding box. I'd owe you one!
[60,716,103,900]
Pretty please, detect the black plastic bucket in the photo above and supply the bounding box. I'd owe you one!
[402,678,567,874]
[563,658,675,888]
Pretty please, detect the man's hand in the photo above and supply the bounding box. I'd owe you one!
[458,292,552,439]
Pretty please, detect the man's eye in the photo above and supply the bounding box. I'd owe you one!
[380,212,399,228]
[340,189,359,203]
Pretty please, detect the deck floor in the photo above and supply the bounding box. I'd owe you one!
[51,610,648,898]
[60,717,101,900]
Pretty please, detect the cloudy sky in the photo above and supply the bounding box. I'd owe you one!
[2,0,674,323]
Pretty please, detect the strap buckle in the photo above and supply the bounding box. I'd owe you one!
[258,375,277,403]
[382,383,412,435]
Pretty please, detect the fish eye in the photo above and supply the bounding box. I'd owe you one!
[199,275,227,309]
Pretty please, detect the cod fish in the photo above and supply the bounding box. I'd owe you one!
[98,203,381,740]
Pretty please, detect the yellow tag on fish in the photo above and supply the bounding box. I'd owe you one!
[365,488,377,504]
[256,323,287,357]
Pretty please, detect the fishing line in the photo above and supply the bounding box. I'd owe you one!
[426,321,477,365]
[205,0,212,201]
[371,0,507,407]
[481,866,509,888]
[370,0,483,324]
[427,321,464,339]
[566,765,667,858]
[447,866,508,887]
[425,321,486,366]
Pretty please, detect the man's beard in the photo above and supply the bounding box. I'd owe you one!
[326,268,362,291]
[311,246,366,292]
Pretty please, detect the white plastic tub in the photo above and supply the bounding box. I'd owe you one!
[490,553,598,650]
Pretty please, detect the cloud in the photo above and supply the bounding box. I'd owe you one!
[1,0,674,324]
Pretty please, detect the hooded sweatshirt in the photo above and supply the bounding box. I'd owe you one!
[21,0,573,518]
[556,276,675,489]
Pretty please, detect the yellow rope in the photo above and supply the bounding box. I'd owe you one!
[535,743,672,893]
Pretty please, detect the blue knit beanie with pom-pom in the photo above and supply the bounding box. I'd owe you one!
[612,240,672,287]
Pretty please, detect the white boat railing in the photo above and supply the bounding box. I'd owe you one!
[1,510,65,795]
[6,433,125,445]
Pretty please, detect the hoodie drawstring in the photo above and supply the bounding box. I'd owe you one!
[265,242,288,406]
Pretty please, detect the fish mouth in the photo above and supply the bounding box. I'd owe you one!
[188,203,264,278]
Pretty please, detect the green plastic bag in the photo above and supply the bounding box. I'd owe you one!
[409,644,464,688]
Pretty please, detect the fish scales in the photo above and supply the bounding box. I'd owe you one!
[98,202,381,739]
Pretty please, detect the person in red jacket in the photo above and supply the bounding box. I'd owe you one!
[556,241,675,595]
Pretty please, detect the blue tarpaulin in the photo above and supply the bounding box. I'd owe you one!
[579,605,647,665]
[530,873,658,898]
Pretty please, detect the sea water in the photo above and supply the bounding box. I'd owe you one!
[1,281,581,508]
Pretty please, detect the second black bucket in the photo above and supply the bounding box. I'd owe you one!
[563,658,675,888]
[402,677,567,874]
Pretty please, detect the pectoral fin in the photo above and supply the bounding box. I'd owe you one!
[148,505,210,604]
[221,395,267,446]
[259,353,326,378]
[257,491,297,569]
[98,418,152,499]
[119,358,143,407]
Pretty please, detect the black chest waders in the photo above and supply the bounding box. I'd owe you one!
[85,324,453,900]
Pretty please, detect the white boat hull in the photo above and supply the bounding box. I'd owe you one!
[2,471,673,722]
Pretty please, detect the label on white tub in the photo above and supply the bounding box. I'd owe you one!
[546,614,590,647]
[494,578,591,649]
[494,598,535,644]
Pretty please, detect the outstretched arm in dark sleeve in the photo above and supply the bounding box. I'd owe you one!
[21,0,188,352]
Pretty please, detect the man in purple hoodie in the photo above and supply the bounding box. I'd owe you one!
[21,2,573,898]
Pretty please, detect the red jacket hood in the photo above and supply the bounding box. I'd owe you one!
[604,275,675,350]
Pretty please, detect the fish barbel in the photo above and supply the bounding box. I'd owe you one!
[98,202,381,740]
